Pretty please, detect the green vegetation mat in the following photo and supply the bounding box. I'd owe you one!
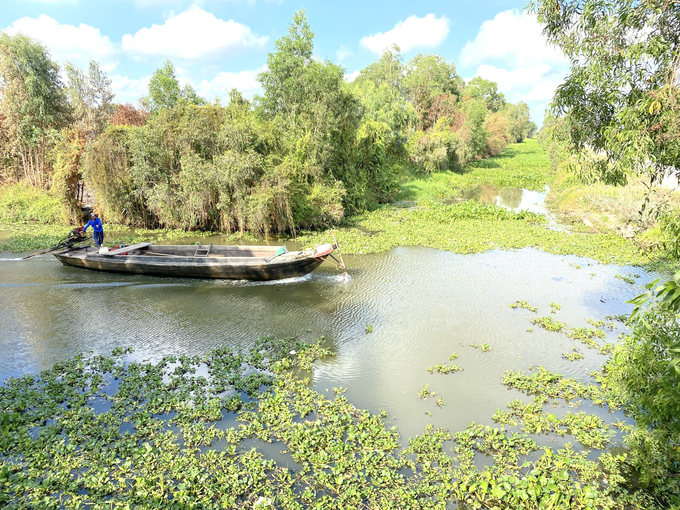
[297,202,646,266]
[0,324,665,509]
[397,138,553,203]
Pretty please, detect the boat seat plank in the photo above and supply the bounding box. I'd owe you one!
[102,242,153,256]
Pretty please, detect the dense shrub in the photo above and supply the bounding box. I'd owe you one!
[407,129,466,174]
[0,182,64,223]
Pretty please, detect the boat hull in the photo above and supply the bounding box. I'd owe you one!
[53,245,332,281]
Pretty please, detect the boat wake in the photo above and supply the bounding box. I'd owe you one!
[217,273,315,287]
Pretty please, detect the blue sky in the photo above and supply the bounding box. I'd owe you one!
[1,0,571,124]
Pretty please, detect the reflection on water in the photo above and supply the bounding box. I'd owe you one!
[465,184,548,214]
[0,246,652,447]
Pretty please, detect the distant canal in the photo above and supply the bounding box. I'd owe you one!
[0,241,653,446]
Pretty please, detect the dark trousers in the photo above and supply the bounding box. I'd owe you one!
[94,230,104,246]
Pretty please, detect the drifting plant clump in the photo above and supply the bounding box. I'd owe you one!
[550,302,562,313]
[493,399,614,449]
[563,349,585,361]
[418,384,437,400]
[470,343,492,352]
[427,363,463,375]
[586,318,615,331]
[567,327,614,354]
[502,366,621,409]
[531,316,567,332]
[614,273,636,284]
[509,300,538,313]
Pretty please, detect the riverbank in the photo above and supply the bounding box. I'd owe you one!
[2,139,677,272]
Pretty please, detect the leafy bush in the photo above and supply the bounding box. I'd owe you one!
[604,277,680,488]
[407,129,465,174]
[0,182,64,223]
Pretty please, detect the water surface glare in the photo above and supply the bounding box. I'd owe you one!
[0,247,651,445]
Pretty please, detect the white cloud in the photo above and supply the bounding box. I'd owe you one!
[360,14,449,55]
[3,14,118,71]
[336,45,353,64]
[344,70,360,83]
[524,80,564,101]
[459,10,567,68]
[475,64,554,90]
[110,74,151,105]
[133,0,283,5]
[197,66,265,100]
[122,5,268,61]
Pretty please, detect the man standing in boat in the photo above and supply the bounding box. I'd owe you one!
[82,212,104,247]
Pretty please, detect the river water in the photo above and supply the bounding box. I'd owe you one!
[0,239,653,448]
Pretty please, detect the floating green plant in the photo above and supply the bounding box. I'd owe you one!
[586,318,615,331]
[418,384,437,400]
[549,302,562,313]
[614,273,636,284]
[563,349,585,361]
[470,343,492,352]
[427,363,463,375]
[509,300,538,313]
[531,316,567,332]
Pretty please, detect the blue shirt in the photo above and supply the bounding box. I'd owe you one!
[83,218,103,232]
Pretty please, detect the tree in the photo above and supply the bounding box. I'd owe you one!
[0,33,69,186]
[142,60,205,113]
[111,103,149,127]
[464,77,506,113]
[353,45,405,94]
[403,54,463,131]
[528,0,680,187]
[503,101,532,143]
[65,60,115,140]
[258,10,378,216]
[257,10,317,124]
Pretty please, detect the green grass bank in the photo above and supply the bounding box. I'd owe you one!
[2,138,676,271]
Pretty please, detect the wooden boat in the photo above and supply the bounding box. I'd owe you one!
[54,242,343,281]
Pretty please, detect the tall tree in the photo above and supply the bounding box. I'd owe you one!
[0,33,69,186]
[142,60,205,113]
[528,0,680,186]
[464,77,506,113]
[257,10,317,125]
[65,60,115,140]
[353,45,405,94]
[403,54,463,130]
[351,48,417,134]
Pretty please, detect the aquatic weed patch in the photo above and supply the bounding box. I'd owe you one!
[502,366,620,409]
[510,300,538,313]
[295,201,646,265]
[531,316,567,332]
[0,340,459,509]
[426,363,463,375]
[0,224,74,252]
[517,303,617,355]
[492,399,614,450]
[0,340,666,508]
